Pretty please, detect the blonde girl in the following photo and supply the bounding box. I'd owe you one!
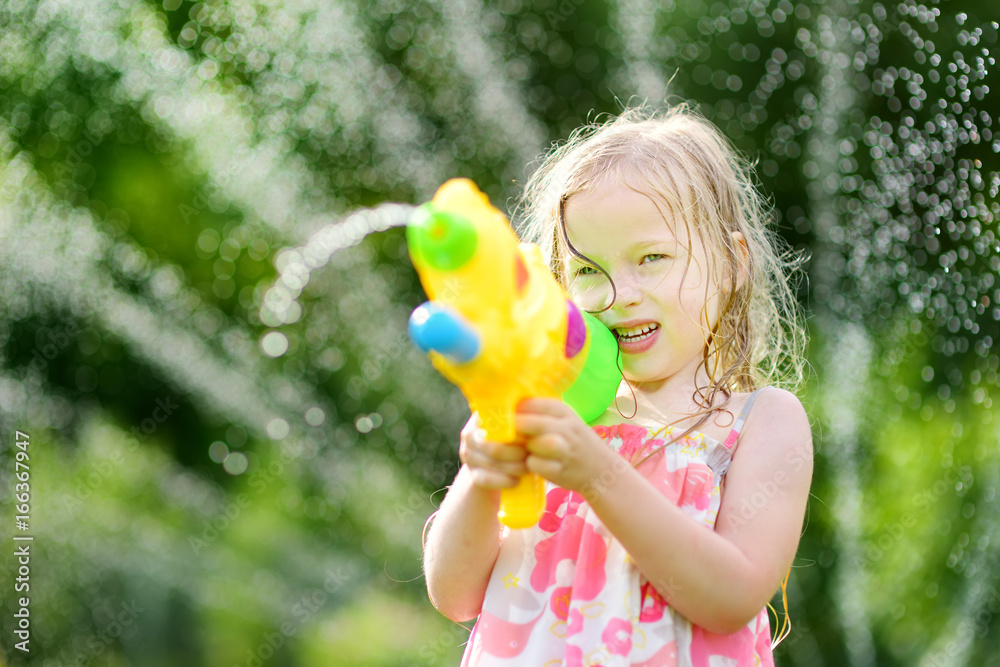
[423,104,813,667]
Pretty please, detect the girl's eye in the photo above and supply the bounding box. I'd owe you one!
[574,254,667,277]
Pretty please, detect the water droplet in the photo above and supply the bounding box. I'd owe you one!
[266,418,290,440]
[261,331,289,357]
[304,406,325,426]
[355,415,374,433]
[222,451,248,475]
[209,440,229,463]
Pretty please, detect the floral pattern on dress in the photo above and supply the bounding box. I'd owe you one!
[460,422,775,667]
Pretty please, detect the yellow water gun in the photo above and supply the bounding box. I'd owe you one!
[406,178,621,528]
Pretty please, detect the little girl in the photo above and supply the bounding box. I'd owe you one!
[422,105,813,667]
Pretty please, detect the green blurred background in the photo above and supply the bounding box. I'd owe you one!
[0,0,998,664]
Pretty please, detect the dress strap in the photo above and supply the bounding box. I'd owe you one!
[722,387,770,453]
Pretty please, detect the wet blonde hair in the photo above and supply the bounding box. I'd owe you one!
[515,104,809,427]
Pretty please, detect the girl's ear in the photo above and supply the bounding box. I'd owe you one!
[732,231,750,291]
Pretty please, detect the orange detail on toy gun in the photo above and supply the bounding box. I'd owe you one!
[406,178,621,529]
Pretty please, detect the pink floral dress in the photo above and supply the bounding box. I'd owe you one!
[460,395,776,667]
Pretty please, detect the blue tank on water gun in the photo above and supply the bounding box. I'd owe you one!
[406,178,622,528]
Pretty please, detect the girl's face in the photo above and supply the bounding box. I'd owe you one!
[562,183,730,387]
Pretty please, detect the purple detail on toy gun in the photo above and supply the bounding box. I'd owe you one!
[565,300,586,358]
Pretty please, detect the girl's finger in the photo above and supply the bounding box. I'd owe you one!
[525,453,562,480]
[513,412,552,437]
[480,439,529,463]
[514,406,577,436]
[462,420,526,462]
[462,441,528,476]
[524,433,566,458]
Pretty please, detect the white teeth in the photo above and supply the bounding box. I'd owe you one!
[616,323,659,339]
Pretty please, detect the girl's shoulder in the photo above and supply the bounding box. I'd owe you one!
[714,387,808,442]
[731,387,811,444]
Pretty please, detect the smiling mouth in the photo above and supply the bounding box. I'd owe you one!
[613,323,660,341]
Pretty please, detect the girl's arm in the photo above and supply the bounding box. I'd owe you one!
[423,465,503,621]
[423,415,529,622]
[517,389,813,635]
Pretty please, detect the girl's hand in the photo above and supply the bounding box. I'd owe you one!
[514,397,618,494]
[459,412,529,490]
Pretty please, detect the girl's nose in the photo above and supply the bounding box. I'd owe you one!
[612,270,644,307]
